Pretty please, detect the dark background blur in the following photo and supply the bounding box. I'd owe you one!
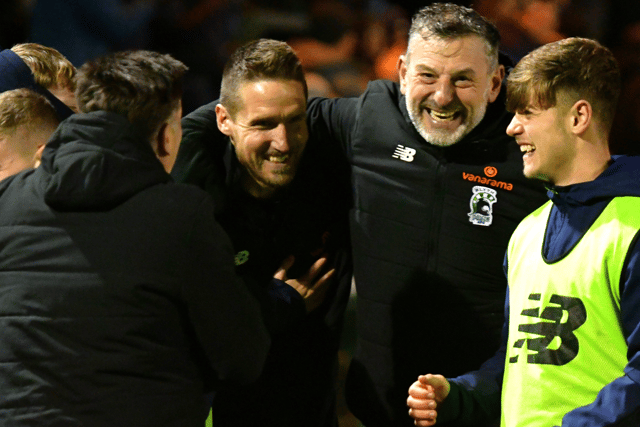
[3,1,640,426]
[3,0,639,153]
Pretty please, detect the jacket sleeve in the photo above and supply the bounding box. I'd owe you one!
[180,195,270,384]
[558,233,640,427]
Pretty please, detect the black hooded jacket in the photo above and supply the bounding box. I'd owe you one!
[0,111,269,426]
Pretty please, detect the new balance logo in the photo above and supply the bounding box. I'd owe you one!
[509,293,586,366]
[234,250,249,266]
[392,145,416,162]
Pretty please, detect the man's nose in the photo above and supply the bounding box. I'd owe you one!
[506,115,523,136]
[270,123,290,151]
[432,78,455,106]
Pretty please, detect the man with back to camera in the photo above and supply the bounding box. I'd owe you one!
[408,37,640,427]
[305,3,548,426]
[0,49,274,426]
[171,38,353,427]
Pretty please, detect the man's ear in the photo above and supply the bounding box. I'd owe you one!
[397,55,409,95]
[216,104,234,137]
[569,100,592,135]
[155,123,170,157]
[487,64,506,103]
[33,143,46,168]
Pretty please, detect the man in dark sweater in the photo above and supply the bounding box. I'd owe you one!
[171,39,353,427]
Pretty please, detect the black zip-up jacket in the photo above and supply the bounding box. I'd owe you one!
[171,102,353,427]
[0,111,269,427]
[307,79,548,427]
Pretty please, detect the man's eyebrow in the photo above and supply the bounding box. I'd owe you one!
[414,64,436,73]
[451,68,478,78]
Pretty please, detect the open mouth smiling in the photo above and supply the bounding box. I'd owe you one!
[267,154,289,163]
[423,106,463,123]
[519,144,535,154]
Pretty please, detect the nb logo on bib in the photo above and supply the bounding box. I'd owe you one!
[509,293,586,366]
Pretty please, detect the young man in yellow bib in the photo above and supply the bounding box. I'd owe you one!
[407,37,640,427]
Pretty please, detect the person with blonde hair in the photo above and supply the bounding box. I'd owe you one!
[0,43,75,120]
[11,42,78,113]
[0,88,59,181]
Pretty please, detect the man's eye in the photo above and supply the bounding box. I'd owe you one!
[454,77,473,86]
[253,122,275,130]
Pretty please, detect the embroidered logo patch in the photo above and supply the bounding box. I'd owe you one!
[468,186,497,226]
[392,145,416,162]
[234,250,250,266]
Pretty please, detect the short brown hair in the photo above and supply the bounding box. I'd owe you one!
[507,37,621,132]
[0,88,59,135]
[75,50,188,142]
[220,39,307,118]
[11,43,77,92]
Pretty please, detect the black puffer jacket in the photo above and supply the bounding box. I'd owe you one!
[307,79,548,427]
[0,111,269,427]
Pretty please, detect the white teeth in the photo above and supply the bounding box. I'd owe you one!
[520,145,535,153]
[429,110,457,121]
[268,155,288,163]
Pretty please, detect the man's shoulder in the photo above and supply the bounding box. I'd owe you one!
[365,79,401,93]
[358,79,403,105]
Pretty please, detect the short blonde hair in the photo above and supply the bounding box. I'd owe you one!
[0,88,60,134]
[11,43,77,92]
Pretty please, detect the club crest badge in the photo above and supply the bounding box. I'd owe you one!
[468,186,497,226]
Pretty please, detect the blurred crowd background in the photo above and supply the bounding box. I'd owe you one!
[2,0,640,152]
[2,1,640,425]
[3,1,640,157]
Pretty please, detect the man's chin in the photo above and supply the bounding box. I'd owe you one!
[265,172,296,189]
[420,126,468,147]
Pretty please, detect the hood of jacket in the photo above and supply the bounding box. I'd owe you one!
[542,155,640,262]
[549,155,640,206]
[40,111,171,211]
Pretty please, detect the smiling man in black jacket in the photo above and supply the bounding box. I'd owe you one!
[305,3,548,426]
[171,39,353,427]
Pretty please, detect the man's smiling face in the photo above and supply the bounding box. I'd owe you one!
[398,34,503,147]
[216,79,308,199]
